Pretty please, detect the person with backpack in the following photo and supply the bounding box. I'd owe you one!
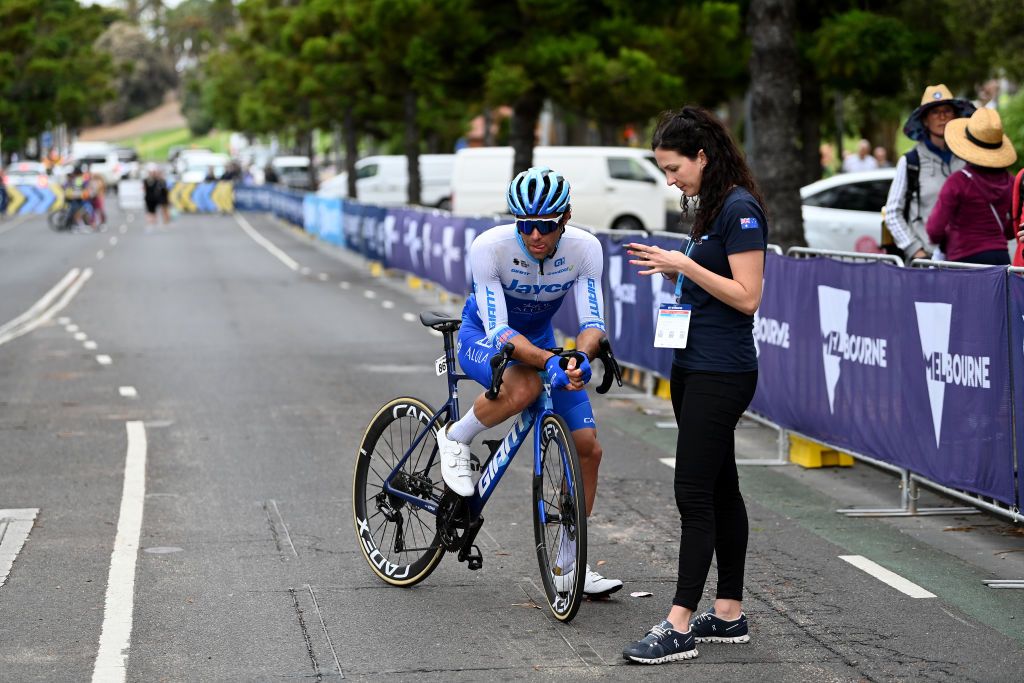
[926,108,1016,265]
[883,85,975,263]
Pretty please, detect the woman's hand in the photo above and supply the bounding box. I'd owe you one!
[1017,228,1024,244]
[626,242,685,278]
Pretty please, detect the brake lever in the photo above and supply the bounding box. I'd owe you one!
[484,342,515,399]
[595,337,623,395]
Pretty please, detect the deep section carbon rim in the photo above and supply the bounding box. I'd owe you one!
[532,414,587,622]
[353,397,445,586]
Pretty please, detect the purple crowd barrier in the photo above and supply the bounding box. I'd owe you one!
[238,192,1023,511]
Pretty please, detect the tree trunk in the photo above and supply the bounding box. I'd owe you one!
[404,90,421,206]
[598,122,619,146]
[798,65,823,185]
[344,107,358,199]
[747,0,805,250]
[510,90,543,176]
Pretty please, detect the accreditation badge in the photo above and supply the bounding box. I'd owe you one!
[654,304,692,348]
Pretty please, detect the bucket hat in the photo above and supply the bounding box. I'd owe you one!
[944,108,1017,168]
[902,84,975,141]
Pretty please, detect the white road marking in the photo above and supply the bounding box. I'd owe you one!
[84,341,98,350]
[339,281,350,290]
[364,290,376,299]
[382,300,394,309]
[118,386,138,398]
[838,555,936,598]
[233,214,299,271]
[0,269,93,347]
[659,457,675,469]
[92,422,147,682]
[66,324,79,333]
[0,508,39,588]
[96,355,112,365]
[109,237,118,246]
[0,269,80,339]
[74,332,88,341]
[655,421,677,429]
[96,250,105,260]
[57,317,70,325]
[402,312,417,322]
[317,273,329,281]
[428,329,442,338]
[300,266,311,275]
[119,225,127,235]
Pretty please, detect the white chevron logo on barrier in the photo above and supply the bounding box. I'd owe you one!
[607,256,637,341]
[915,302,992,448]
[818,286,851,413]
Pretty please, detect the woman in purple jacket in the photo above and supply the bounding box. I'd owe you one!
[926,108,1018,265]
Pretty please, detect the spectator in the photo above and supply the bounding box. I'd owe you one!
[263,163,280,185]
[873,146,892,168]
[842,139,879,172]
[926,108,1016,265]
[884,84,975,263]
[143,164,170,228]
[621,107,766,665]
[0,167,8,218]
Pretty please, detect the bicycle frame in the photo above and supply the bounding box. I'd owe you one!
[380,330,572,519]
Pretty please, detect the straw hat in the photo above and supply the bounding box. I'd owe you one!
[902,84,975,141]
[944,108,1017,168]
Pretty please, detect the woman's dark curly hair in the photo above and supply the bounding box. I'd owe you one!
[651,107,765,239]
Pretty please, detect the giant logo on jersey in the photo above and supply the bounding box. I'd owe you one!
[818,286,888,413]
[914,302,992,447]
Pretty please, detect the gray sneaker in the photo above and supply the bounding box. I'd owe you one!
[689,608,750,643]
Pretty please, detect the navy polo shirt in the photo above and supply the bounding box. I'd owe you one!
[675,186,767,372]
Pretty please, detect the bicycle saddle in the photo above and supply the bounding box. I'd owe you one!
[419,311,461,332]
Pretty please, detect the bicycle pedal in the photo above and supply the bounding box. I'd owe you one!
[462,544,483,570]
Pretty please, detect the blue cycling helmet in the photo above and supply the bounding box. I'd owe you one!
[506,167,571,217]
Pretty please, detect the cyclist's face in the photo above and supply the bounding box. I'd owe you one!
[520,212,566,259]
[655,148,705,197]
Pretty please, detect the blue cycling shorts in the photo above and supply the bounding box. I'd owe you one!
[457,317,596,433]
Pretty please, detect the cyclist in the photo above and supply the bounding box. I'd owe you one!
[437,166,622,598]
[62,165,92,231]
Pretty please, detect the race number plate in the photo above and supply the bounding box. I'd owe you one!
[435,355,447,376]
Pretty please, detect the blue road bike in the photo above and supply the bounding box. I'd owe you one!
[353,311,621,622]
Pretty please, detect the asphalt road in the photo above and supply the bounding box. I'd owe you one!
[1,203,1022,682]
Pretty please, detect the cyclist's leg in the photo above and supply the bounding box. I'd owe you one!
[554,393,600,516]
[452,320,541,441]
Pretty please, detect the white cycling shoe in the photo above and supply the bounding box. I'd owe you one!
[437,425,474,497]
[553,564,623,597]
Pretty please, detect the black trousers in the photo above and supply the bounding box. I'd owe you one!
[670,365,758,610]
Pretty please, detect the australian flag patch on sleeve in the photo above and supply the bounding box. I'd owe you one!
[739,217,759,230]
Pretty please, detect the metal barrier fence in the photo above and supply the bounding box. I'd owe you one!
[245,190,1023,524]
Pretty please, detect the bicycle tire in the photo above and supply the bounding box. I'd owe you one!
[48,207,69,231]
[532,413,587,622]
[353,396,446,587]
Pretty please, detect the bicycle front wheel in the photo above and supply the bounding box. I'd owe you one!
[352,396,446,587]
[48,207,69,231]
[532,414,587,622]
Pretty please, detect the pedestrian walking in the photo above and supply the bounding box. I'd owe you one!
[620,106,767,665]
[926,108,1017,265]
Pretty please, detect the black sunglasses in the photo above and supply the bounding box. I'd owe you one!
[516,217,563,235]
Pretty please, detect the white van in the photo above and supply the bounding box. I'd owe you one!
[316,154,455,208]
[451,146,681,231]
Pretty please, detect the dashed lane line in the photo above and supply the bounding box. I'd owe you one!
[96,355,112,366]
[0,269,93,347]
[402,312,417,322]
[84,341,98,350]
[838,554,936,599]
[118,386,138,398]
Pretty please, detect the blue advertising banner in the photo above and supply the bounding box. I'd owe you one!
[1008,272,1024,509]
[752,258,1013,504]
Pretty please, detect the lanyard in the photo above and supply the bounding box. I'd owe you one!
[673,237,698,302]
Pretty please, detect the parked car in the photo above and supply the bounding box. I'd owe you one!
[3,161,50,188]
[801,168,896,253]
[70,140,121,186]
[271,155,315,191]
[180,153,230,183]
[114,147,140,180]
[174,148,215,176]
[451,146,680,231]
[317,154,455,208]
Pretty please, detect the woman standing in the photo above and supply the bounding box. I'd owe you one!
[622,107,767,665]
[926,108,1017,265]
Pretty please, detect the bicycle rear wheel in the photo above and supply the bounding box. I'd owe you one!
[352,397,446,586]
[48,207,70,231]
[532,414,587,622]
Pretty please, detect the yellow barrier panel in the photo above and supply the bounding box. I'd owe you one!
[169,183,196,212]
[211,182,234,212]
[789,435,854,468]
[5,186,25,215]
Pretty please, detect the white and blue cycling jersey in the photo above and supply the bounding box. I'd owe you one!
[462,223,607,347]
[457,224,607,433]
